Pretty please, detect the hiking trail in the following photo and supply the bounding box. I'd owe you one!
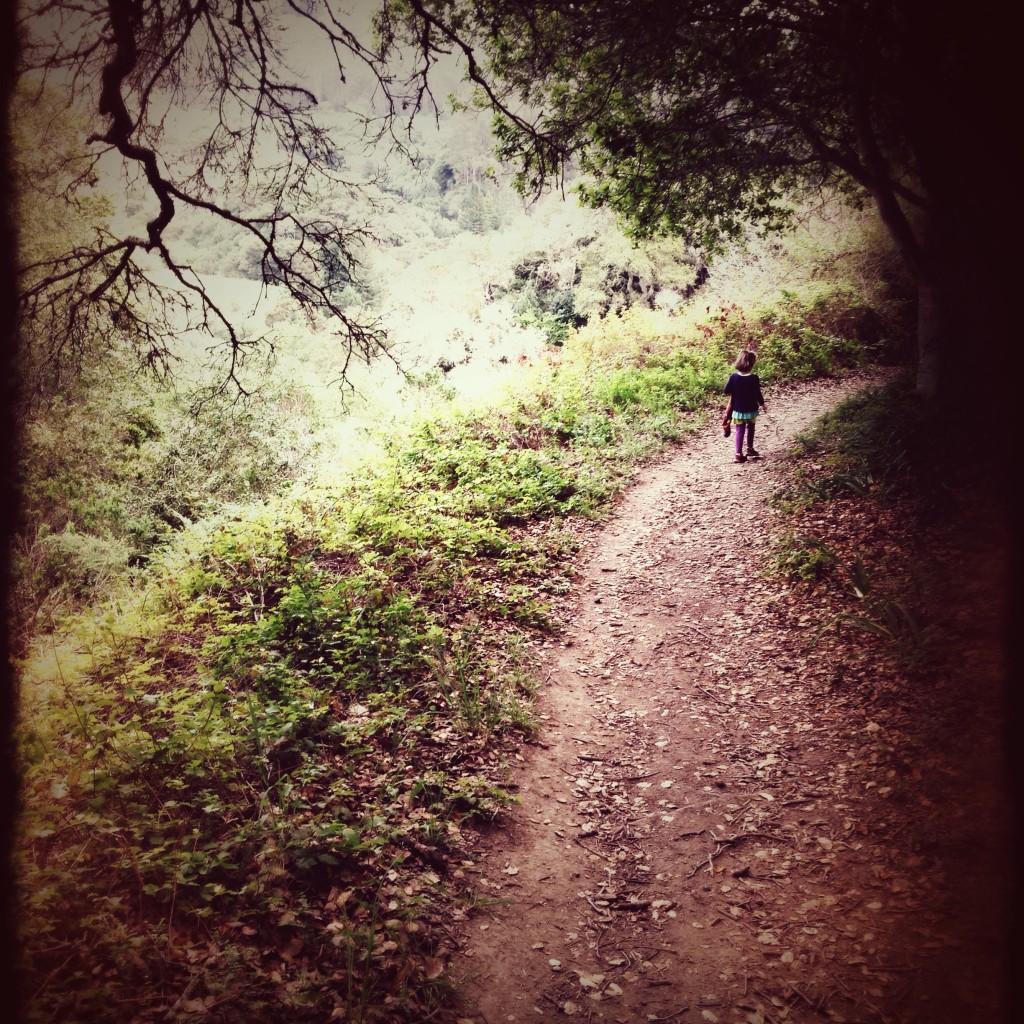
[447,371,1011,1024]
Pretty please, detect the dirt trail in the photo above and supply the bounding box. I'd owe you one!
[449,372,1011,1024]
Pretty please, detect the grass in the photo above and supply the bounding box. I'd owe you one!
[765,373,992,666]
[15,279,897,1022]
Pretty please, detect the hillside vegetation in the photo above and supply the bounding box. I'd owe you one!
[14,187,916,1021]
[11,5,1017,1020]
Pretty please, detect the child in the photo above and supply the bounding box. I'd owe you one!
[723,349,767,463]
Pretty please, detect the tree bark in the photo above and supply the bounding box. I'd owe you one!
[914,282,942,399]
[864,187,942,399]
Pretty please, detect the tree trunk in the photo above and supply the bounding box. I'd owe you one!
[914,282,942,399]
[860,179,943,400]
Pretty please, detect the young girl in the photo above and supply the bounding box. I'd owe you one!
[723,349,767,463]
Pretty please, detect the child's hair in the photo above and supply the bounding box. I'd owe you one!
[734,349,757,372]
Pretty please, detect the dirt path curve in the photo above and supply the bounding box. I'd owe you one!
[449,370,1004,1024]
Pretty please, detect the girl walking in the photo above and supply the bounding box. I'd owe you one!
[723,349,767,463]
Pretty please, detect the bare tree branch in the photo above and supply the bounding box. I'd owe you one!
[14,0,427,396]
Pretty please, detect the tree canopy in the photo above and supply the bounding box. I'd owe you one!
[384,0,1013,399]
[12,1,1014,402]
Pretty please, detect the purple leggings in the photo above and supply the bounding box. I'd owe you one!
[735,420,756,454]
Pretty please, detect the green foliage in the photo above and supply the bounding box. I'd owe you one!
[446,0,955,349]
[398,431,579,523]
[774,374,950,512]
[516,306,575,346]
[770,532,840,583]
[17,563,510,1020]
[754,291,870,380]
[457,184,501,234]
[597,350,721,416]
[766,377,951,665]
[833,600,921,647]
[15,195,896,1021]
[12,361,321,645]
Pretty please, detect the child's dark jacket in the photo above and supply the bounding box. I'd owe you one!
[723,372,765,414]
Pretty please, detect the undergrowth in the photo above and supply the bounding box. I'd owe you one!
[16,283,890,1022]
[767,374,972,665]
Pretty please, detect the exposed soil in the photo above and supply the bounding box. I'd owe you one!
[446,373,1016,1024]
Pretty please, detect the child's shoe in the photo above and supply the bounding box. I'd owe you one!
[746,448,761,458]
[734,453,747,463]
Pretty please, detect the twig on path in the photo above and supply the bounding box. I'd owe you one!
[607,822,632,842]
[723,800,754,823]
[582,893,612,919]
[675,622,714,641]
[412,1005,451,1023]
[647,1005,690,1021]
[724,830,788,844]
[771,983,832,1016]
[673,828,707,841]
[686,831,789,877]
[609,899,652,911]
[694,684,732,708]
